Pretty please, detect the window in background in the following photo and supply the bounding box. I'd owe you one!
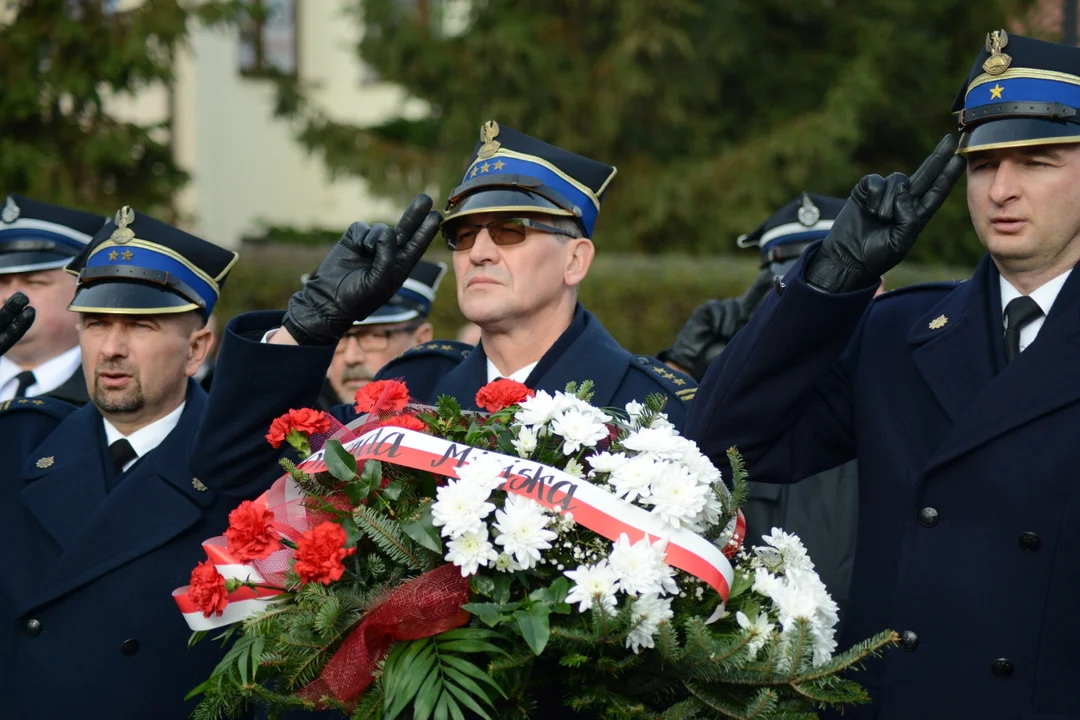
[239,0,298,78]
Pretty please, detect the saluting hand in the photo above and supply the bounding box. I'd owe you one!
[281,195,442,346]
[0,292,34,357]
[807,135,966,293]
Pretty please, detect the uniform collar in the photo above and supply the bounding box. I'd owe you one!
[998,268,1072,324]
[0,345,81,400]
[486,359,537,384]
[102,401,186,463]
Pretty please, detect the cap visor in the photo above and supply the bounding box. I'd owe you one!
[355,306,421,326]
[68,281,201,315]
[957,117,1080,154]
[0,251,77,275]
[442,188,575,226]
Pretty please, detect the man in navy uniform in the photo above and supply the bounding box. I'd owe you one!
[0,194,105,404]
[0,207,293,719]
[366,122,695,424]
[688,31,1080,718]
[313,259,446,411]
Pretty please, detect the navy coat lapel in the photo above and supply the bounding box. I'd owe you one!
[908,257,998,425]
[433,344,488,410]
[20,406,111,549]
[23,385,212,610]
[917,260,1080,475]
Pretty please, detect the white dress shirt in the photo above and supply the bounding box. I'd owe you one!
[999,269,1071,355]
[486,358,537,384]
[0,345,82,401]
[102,402,186,473]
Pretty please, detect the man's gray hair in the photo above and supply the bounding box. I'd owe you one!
[545,215,586,239]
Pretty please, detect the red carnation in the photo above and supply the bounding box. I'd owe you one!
[265,408,332,448]
[475,378,535,413]
[378,414,428,433]
[224,500,282,562]
[293,522,356,585]
[354,379,410,414]
[189,560,229,618]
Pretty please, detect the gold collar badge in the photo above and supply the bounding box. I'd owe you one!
[983,30,1012,76]
[36,456,55,469]
[929,315,948,330]
[476,121,501,160]
[110,206,136,244]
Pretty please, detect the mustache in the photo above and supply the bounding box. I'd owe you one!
[465,267,510,285]
[341,365,373,383]
[95,361,136,375]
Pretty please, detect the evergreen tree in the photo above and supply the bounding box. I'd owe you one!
[0,0,239,219]
[276,0,1043,266]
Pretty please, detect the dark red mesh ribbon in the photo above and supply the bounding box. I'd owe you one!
[297,563,471,705]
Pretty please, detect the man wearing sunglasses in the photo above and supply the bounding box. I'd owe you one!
[310,260,448,410]
[367,121,696,426]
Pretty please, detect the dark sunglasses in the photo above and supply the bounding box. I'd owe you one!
[443,217,577,251]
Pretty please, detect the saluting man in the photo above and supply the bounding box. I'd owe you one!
[0,207,277,719]
[688,31,1080,718]
[0,194,106,404]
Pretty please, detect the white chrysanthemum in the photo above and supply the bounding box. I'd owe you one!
[624,401,644,423]
[564,457,585,478]
[515,390,571,427]
[445,528,499,577]
[625,593,674,653]
[648,413,675,431]
[622,425,685,457]
[607,534,678,597]
[609,455,664,504]
[455,454,510,492]
[736,611,775,659]
[564,561,618,613]
[760,528,815,574]
[431,479,496,539]
[586,451,630,476]
[694,488,725,531]
[551,409,610,454]
[645,465,710,530]
[492,495,557,570]
[752,566,839,666]
[513,425,538,458]
[682,449,724,486]
[494,552,521,573]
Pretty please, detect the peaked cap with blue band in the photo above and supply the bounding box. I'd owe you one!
[0,195,106,275]
[737,192,846,272]
[953,30,1080,155]
[442,121,617,238]
[65,206,238,317]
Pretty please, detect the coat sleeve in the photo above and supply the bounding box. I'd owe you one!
[191,311,336,497]
[684,254,876,484]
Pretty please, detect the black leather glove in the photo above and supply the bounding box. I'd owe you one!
[282,195,442,345]
[0,292,34,356]
[806,135,966,293]
[661,269,775,380]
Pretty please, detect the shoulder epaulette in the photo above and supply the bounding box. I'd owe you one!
[397,340,473,362]
[875,281,962,302]
[630,355,697,404]
[0,396,76,419]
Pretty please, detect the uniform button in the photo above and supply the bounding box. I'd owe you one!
[918,507,939,527]
[24,618,42,637]
[899,630,919,652]
[1019,532,1041,551]
[992,658,1014,677]
[120,639,140,656]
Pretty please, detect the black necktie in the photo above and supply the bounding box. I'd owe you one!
[109,438,138,477]
[1003,296,1044,364]
[12,370,36,398]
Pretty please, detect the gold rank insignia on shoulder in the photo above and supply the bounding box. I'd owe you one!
[192,477,208,492]
[983,30,1012,76]
[110,205,136,244]
[477,121,501,160]
[929,315,948,330]
[36,456,55,469]
[1,196,19,223]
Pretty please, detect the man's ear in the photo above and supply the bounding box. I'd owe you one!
[414,322,434,344]
[564,238,594,288]
[185,326,213,377]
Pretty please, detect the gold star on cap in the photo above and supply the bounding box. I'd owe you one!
[480,162,491,173]
[470,167,479,178]
[493,160,505,170]
[989,83,1004,100]
[192,478,208,492]
[108,250,119,261]
[36,457,55,469]
[929,315,948,330]
[121,249,133,261]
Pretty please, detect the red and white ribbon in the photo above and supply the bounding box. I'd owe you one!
[299,427,740,601]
